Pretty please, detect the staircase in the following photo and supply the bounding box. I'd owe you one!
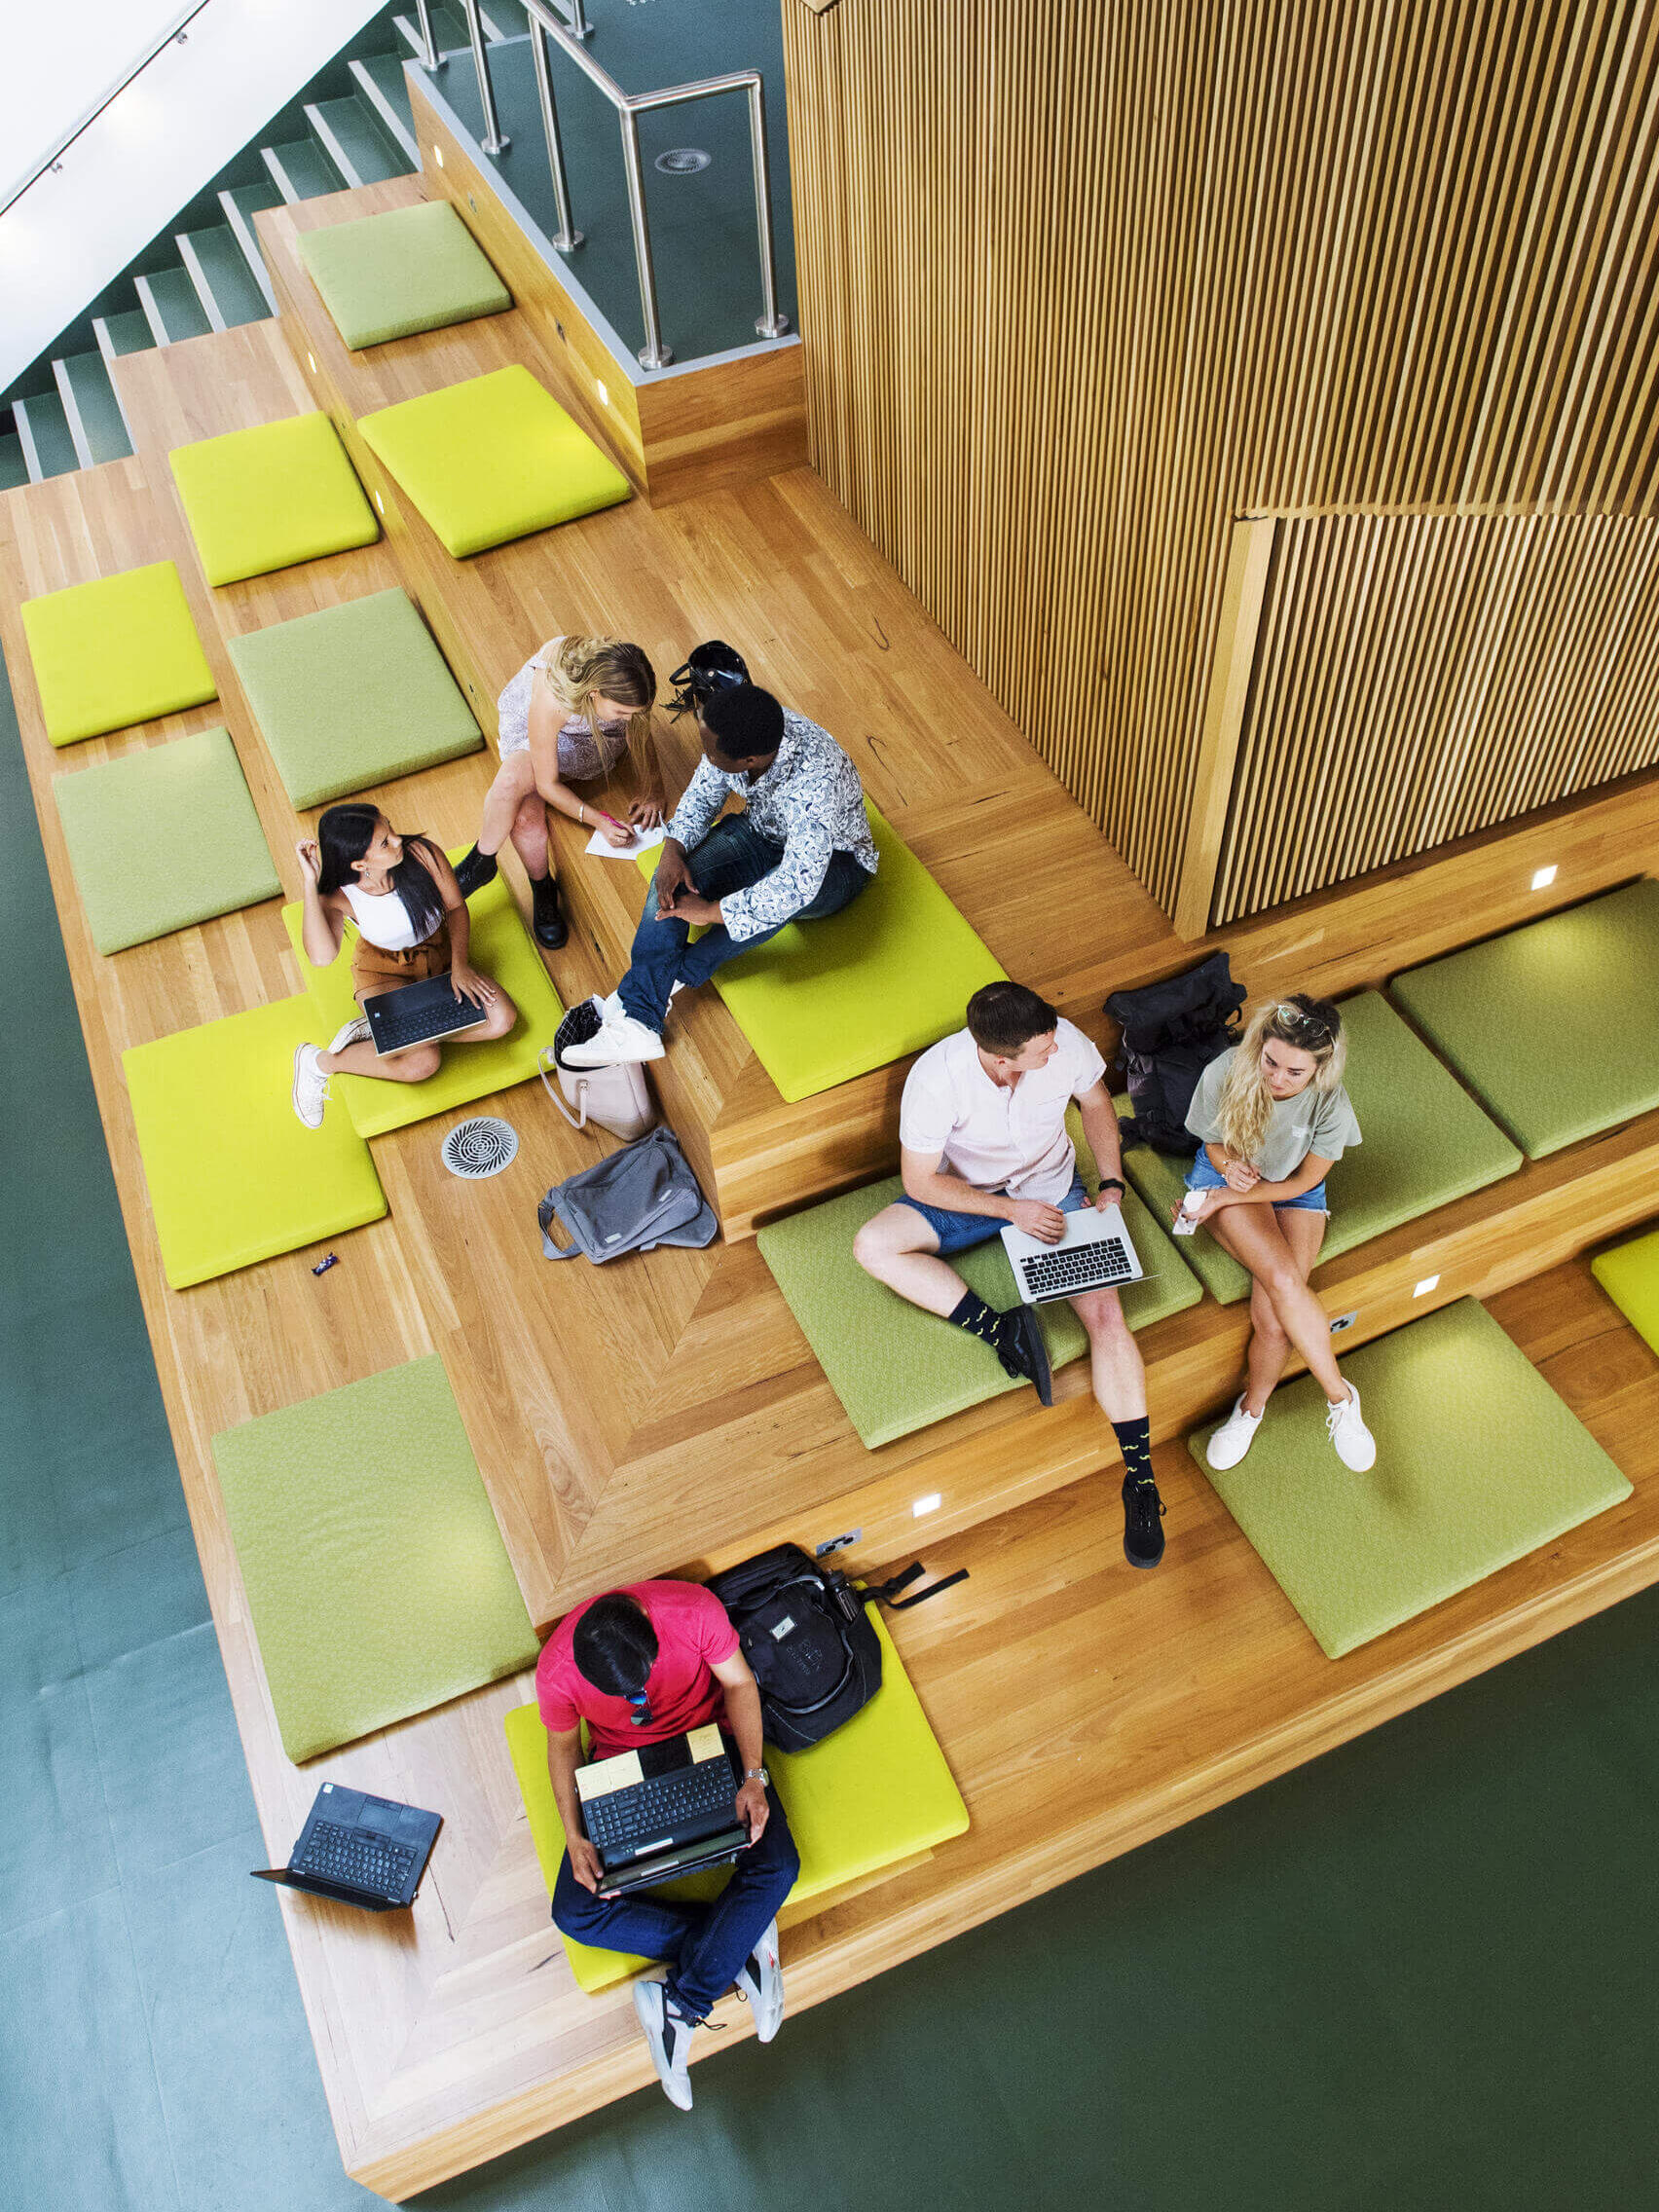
[0,3,526,493]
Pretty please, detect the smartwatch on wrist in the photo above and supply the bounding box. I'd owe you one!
[744,1765,770,1788]
[1099,1177,1125,1198]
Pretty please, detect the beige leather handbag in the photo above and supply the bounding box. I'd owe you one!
[538,1044,654,1143]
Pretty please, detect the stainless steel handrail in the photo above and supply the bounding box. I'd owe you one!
[476,0,790,370]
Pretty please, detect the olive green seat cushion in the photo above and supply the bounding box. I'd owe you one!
[1591,1225,1659,1360]
[19,560,218,746]
[756,1122,1201,1450]
[54,727,280,952]
[228,586,482,808]
[357,364,631,558]
[1189,1298,1633,1660]
[212,1357,538,1764]
[297,199,512,349]
[636,801,1007,1103]
[1388,880,1659,1159]
[1119,990,1524,1305]
[169,411,380,586]
[123,995,386,1290]
[505,1603,970,1993]
[281,851,564,1138]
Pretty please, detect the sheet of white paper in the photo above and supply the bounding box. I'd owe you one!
[584,824,666,860]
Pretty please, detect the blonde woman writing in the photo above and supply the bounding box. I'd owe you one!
[1179,994,1376,1473]
[454,635,664,948]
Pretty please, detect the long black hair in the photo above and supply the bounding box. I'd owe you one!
[315,804,447,943]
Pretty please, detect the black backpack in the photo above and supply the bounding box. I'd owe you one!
[704,1545,966,1752]
[1106,951,1247,1155]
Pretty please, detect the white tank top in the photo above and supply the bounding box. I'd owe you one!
[341,877,424,951]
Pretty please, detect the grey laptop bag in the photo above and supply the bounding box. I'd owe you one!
[537,1124,719,1264]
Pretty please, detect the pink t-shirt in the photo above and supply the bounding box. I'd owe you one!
[535,1580,740,1760]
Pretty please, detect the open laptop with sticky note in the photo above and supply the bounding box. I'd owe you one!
[575,1723,750,1898]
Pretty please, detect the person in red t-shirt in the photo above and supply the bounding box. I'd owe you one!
[538,1580,799,2111]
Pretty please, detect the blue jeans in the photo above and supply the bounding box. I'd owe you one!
[896,1170,1090,1255]
[617,814,871,1033]
[1184,1149,1329,1213]
[550,1782,799,2021]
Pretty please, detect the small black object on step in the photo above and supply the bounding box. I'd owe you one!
[1106,950,1247,1154]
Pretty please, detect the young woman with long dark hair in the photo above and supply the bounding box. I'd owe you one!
[289,804,517,1126]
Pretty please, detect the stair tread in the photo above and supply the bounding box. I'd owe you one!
[180,225,271,328]
[100,310,157,358]
[15,391,81,479]
[312,94,410,185]
[57,351,133,463]
[0,432,29,492]
[266,138,347,200]
[141,267,211,342]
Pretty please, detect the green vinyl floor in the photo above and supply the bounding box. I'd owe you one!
[5,635,1659,2209]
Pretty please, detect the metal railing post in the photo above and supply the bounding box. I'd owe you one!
[414,0,439,69]
[461,0,510,153]
[568,0,593,37]
[746,80,791,339]
[529,22,583,251]
[618,111,672,368]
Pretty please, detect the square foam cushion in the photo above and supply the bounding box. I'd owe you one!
[1190,1297,1633,1659]
[504,1603,970,1993]
[1591,1226,1659,1360]
[357,363,631,557]
[228,586,482,808]
[54,727,280,953]
[282,852,565,1137]
[756,1115,1201,1450]
[212,1356,537,1763]
[1388,880,1659,1158]
[297,198,513,348]
[169,411,380,586]
[19,560,218,746]
[1119,990,1525,1305]
[124,995,386,1290]
[635,801,1007,1102]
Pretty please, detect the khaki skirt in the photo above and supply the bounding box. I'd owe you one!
[351,917,453,1002]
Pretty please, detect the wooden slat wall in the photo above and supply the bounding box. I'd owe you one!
[780,0,1659,916]
[1211,509,1659,923]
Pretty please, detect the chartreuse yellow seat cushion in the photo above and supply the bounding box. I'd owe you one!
[1388,879,1659,1158]
[19,560,217,746]
[357,364,631,557]
[54,727,280,953]
[228,586,482,809]
[636,801,1006,1102]
[1190,1299,1633,1660]
[169,411,380,586]
[212,1357,538,1763]
[1592,1226,1659,1358]
[123,995,386,1289]
[1119,990,1524,1305]
[297,199,512,349]
[757,1117,1200,1450]
[505,1604,969,1994]
[281,852,564,1137]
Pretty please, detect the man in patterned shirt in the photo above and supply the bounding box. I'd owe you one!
[562,679,878,1067]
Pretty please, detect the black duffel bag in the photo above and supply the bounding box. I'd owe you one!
[1106,950,1247,1155]
[705,1544,966,1751]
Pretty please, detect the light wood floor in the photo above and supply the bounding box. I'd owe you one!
[3,173,1659,2199]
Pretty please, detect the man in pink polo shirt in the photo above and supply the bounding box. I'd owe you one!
[538,1579,799,2111]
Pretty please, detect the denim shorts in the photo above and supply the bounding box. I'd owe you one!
[1185,1149,1328,1214]
[897,1170,1090,1256]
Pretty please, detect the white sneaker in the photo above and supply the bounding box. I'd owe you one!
[1205,1394,1263,1472]
[1326,1381,1377,1471]
[632,1977,695,2111]
[291,1042,329,1129]
[328,1016,371,1053]
[560,991,665,1067]
[733,1918,785,2044]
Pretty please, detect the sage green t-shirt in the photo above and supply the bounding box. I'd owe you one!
[1185,1047,1362,1182]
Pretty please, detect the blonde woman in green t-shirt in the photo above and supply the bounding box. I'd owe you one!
[1178,994,1376,1474]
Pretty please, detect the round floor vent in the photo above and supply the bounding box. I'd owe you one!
[441,1117,519,1179]
[654,147,712,175]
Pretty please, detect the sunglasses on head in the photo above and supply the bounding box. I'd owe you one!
[626,1689,652,1727]
[1273,1001,1335,1043]
[667,658,748,719]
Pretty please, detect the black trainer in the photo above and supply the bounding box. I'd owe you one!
[529,871,568,949]
[998,1306,1054,1407]
[453,845,498,898]
[1122,1473,1166,1569]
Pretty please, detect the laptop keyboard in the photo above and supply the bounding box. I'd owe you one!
[1018,1240,1134,1299]
[370,985,482,1055]
[583,1760,736,1850]
[294,1820,417,1895]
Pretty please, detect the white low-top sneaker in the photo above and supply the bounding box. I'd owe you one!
[1326,1381,1377,1471]
[328,1016,371,1052]
[733,1918,785,2044]
[560,991,665,1067]
[1205,1393,1263,1471]
[632,1978,695,2111]
[291,1042,329,1129]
